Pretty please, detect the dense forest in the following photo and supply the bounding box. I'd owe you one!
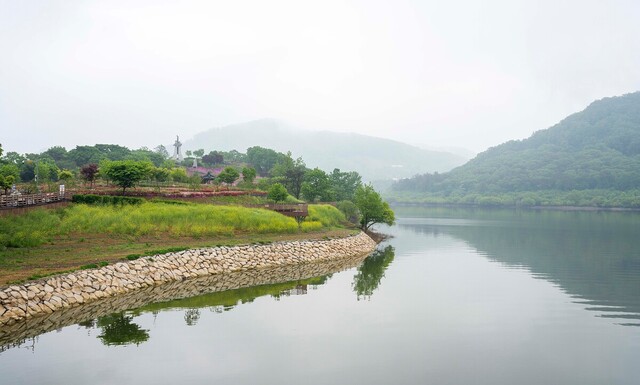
[390,92,640,207]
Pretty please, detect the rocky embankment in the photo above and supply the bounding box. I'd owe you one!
[0,232,376,326]
[0,252,370,348]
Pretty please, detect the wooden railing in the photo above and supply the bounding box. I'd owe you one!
[0,193,69,209]
[245,203,308,218]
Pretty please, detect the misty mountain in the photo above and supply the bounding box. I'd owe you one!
[184,119,468,181]
[393,91,640,194]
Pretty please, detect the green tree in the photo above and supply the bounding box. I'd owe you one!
[3,151,25,166]
[170,168,189,183]
[202,151,224,166]
[242,167,257,184]
[271,152,307,198]
[101,160,153,195]
[354,184,395,231]
[42,146,75,169]
[301,168,334,202]
[0,175,15,194]
[222,149,247,163]
[193,149,205,158]
[217,166,240,187]
[57,169,74,183]
[247,146,283,176]
[129,148,165,166]
[36,161,60,184]
[267,183,288,203]
[67,146,102,167]
[0,163,20,181]
[330,169,362,201]
[151,167,170,187]
[154,145,170,159]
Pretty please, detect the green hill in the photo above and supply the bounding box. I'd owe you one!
[391,92,640,207]
[183,119,467,182]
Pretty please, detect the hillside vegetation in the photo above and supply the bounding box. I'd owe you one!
[391,92,640,207]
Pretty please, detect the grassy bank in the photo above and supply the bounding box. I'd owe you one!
[0,202,354,285]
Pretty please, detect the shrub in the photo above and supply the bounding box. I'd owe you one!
[72,194,144,206]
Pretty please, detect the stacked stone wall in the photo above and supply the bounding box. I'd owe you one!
[0,232,376,326]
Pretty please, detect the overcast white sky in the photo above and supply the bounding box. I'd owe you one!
[1,0,639,155]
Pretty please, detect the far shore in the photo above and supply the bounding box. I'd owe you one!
[389,201,640,212]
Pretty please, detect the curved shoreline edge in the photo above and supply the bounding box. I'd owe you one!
[0,232,377,326]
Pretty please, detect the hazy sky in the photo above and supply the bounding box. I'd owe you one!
[2,0,639,155]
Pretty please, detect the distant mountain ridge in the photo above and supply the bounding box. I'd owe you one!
[184,119,468,181]
[393,91,640,194]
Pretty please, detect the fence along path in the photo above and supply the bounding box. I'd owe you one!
[0,193,69,210]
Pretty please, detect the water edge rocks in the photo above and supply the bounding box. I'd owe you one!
[0,232,376,326]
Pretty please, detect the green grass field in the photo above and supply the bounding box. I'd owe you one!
[0,201,353,284]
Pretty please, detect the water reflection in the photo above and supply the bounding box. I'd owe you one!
[352,246,395,300]
[138,274,332,324]
[394,207,640,326]
[97,314,150,346]
[0,253,368,350]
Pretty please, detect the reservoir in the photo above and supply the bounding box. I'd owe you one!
[1,207,639,384]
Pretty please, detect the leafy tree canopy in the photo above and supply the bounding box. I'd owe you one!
[271,152,307,199]
[247,146,284,176]
[301,168,334,202]
[242,167,257,183]
[217,166,240,186]
[267,183,289,203]
[354,184,395,231]
[101,160,153,195]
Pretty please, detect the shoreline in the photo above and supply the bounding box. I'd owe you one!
[0,252,370,347]
[0,232,377,326]
[389,202,640,212]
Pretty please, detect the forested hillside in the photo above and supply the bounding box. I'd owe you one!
[391,92,640,207]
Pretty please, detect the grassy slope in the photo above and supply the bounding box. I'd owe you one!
[0,202,355,285]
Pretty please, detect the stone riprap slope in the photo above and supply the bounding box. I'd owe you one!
[0,251,371,349]
[0,232,376,326]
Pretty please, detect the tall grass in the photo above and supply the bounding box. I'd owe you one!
[0,205,269,248]
[59,203,300,237]
[0,202,346,249]
[306,205,346,227]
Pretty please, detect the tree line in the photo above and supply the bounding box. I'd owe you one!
[0,142,394,230]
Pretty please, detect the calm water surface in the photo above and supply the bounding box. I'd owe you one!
[2,207,640,384]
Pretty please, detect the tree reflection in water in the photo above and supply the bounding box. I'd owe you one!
[97,313,149,346]
[184,309,201,326]
[352,245,395,300]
